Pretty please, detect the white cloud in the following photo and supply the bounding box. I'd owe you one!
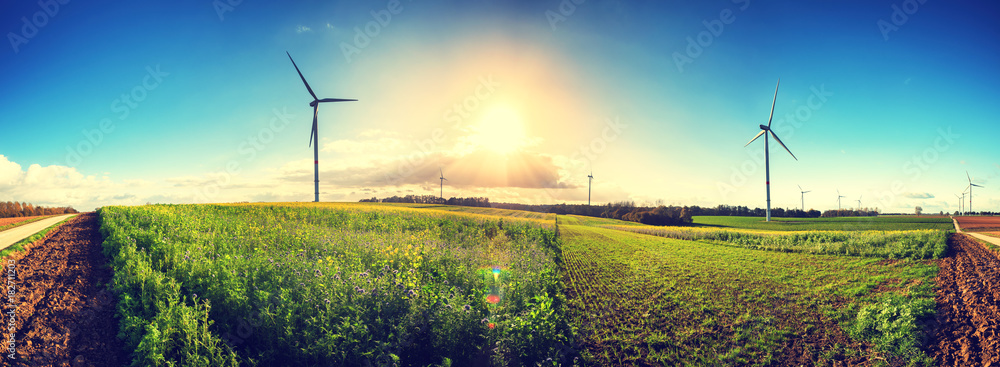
[901,192,934,199]
[0,155,136,211]
[296,25,312,33]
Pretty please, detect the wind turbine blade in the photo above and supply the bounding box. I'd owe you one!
[768,131,797,160]
[972,183,984,187]
[287,51,318,101]
[309,105,318,147]
[967,170,972,183]
[317,98,358,103]
[767,79,779,127]
[804,191,811,193]
[744,130,766,147]
[798,185,803,191]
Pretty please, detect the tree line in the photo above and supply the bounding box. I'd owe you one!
[0,201,79,218]
[359,195,491,207]
[496,201,693,226]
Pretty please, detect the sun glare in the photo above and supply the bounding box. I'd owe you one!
[471,105,527,155]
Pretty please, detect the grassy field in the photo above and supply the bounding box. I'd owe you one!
[693,215,954,231]
[607,225,948,260]
[99,203,573,366]
[95,204,948,366]
[559,220,937,366]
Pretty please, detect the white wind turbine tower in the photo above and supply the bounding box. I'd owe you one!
[857,195,862,211]
[966,171,984,215]
[798,185,811,211]
[587,171,594,206]
[955,193,965,215]
[439,168,448,199]
[744,79,797,222]
[837,189,845,210]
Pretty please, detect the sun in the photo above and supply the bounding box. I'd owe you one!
[470,105,528,155]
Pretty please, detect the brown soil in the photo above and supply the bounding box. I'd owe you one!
[0,216,45,229]
[955,216,1000,232]
[0,213,127,366]
[929,233,1000,366]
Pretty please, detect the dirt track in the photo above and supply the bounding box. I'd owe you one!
[0,213,127,366]
[930,233,1000,366]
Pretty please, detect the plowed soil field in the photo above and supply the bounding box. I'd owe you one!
[955,216,1000,232]
[0,216,46,231]
[930,233,1000,366]
[0,213,126,366]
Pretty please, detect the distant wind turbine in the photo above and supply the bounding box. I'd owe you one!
[744,79,797,222]
[587,171,594,206]
[798,185,811,211]
[966,171,984,215]
[857,195,862,211]
[837,189,845,211]
[439,168,448,199]
[955,193,965,215]
[287,51,357,202]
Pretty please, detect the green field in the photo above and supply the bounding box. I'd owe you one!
[96,204,946,366]
[560,220,937,366]
[99,203,572,366]
[693,215,954,231]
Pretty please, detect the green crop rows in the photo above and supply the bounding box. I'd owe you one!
[559,222,937,366]
[607,225,948,260]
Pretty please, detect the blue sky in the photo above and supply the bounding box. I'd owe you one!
[1,0,998,213]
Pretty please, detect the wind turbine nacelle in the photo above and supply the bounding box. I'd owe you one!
[309,100,319,107]
[759,124,769,130]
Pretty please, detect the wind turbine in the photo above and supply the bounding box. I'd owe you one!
[439,168,448,200]
[857,195,862,211]
[798,185,811,211]
[967,171,984,215]
[837,189,845,211]
[287,51,357,202]
[955,193,965,215]
[587,171,594,206]
[744,79,797,222]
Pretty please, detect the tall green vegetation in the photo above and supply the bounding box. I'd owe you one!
[99,203,575,366]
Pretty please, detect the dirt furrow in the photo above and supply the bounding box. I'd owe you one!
[930,233,1000,366]
[0,213,126,367]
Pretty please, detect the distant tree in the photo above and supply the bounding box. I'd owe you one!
[914,206,923,216]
